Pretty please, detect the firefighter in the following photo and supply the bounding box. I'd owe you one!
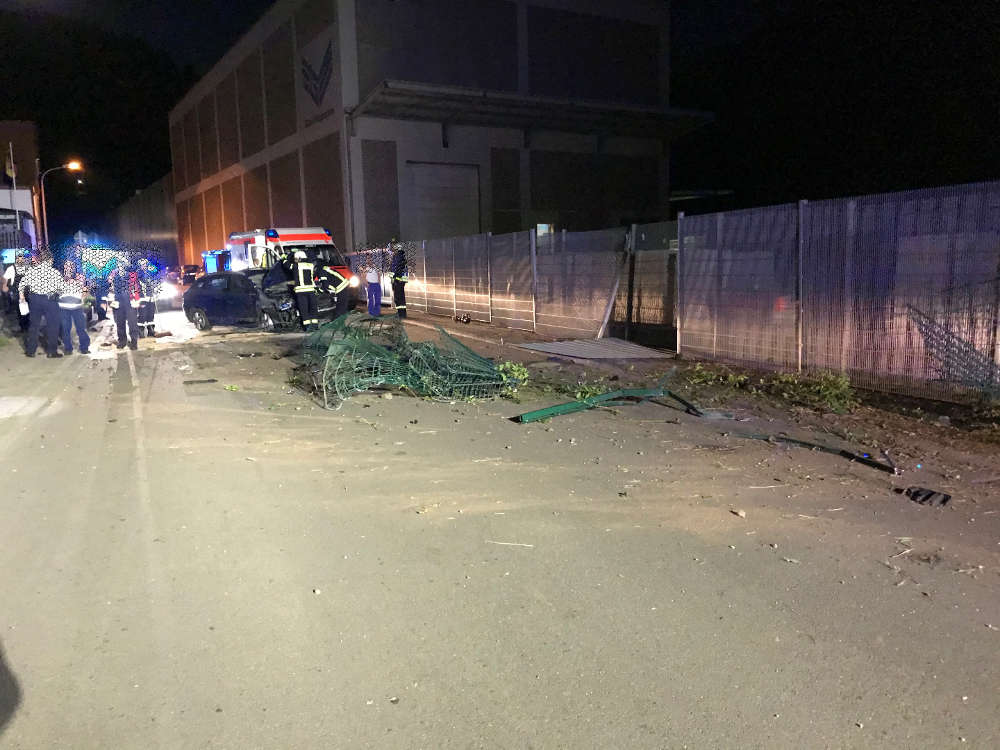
[389,243,409,319]
[136,258,157,338]
[283,250,319,331]
[305,247,351,320]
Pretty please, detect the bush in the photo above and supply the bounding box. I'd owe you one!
[763,371,857,413]
[498,361,529,397]
[685,362,857,413]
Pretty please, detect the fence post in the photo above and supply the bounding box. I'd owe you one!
[839,200,857,373]
[624,223,637,341]
[596,226,630,340]
[677,212,684,355]
[714,212,723,358]
[486,232,493,324]
[421,240,428,313]
[451,238,457,319]
[529,228,538,333]
[797,199,807,372]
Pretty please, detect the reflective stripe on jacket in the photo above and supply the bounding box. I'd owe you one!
[293,262,316,293]
[326,268,350,293]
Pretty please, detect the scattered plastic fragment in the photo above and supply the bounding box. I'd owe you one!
[899,486,952,507]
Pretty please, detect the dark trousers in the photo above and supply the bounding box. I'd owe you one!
[392,280,407,318]
[61,307,90,353]
[138,301,155,336]
[26,293,59,356]
[295,291,318,327]
[113,303,139,346]
[367,282,381,316]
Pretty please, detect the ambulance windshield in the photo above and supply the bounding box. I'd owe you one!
[283,244,346,266]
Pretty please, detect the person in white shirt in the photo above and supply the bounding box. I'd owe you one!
[18,253,63,358]
[366,267,381,316]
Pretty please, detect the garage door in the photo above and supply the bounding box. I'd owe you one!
[404,162,480,241]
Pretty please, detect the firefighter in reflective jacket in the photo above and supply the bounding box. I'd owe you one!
[389,243,409,319]
[284,250,319,331]
[311,249,352,318]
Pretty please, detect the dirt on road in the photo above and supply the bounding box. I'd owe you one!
[0,314,998,749]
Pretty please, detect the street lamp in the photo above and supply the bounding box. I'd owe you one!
[39,159,84,248]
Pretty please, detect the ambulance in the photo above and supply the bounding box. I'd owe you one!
[224,226,358,294]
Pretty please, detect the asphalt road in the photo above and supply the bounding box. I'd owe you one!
[0,325,997,749]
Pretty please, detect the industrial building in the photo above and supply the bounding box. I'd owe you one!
[106,174,179,261]
[168,0,705,266]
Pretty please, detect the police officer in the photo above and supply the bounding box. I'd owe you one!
[389,243,409,318]
[18,252,63,358]
[109,255,140,350]
[283,250,319,331]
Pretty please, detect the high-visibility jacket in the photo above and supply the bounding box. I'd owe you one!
[293,261,316,293]
[324,266,351,293]
[58,276,87,310]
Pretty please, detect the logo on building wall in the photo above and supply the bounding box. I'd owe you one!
[302,41,333,107]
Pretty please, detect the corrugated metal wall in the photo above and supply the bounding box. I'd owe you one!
[679,181,1000,401]
[679,204,799,370]
[347,228,622,337]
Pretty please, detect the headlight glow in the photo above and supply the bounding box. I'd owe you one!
[155,284,179,300]
[348,276,360,287]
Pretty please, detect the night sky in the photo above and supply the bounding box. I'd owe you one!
[1,0,996,241]
[0,0,275,70]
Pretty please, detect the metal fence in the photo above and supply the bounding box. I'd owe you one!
[347,228,625,339]
[342,179,1000,403]
[678,181,1000,401]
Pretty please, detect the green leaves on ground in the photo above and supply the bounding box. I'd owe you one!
[498,361,529,398]
[685,363,857,413]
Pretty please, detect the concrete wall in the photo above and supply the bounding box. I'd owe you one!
[108,174,178,262]
[169,0,671,264]
[169,0,346,265]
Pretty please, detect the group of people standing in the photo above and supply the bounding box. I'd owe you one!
[1,249,161,357]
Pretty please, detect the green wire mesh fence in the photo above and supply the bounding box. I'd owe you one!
[301,312,509,408]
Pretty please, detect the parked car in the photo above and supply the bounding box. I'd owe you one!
[180,264,201,285]
[182,272,262,330]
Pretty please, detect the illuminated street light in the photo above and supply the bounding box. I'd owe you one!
[39,159,85,248]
